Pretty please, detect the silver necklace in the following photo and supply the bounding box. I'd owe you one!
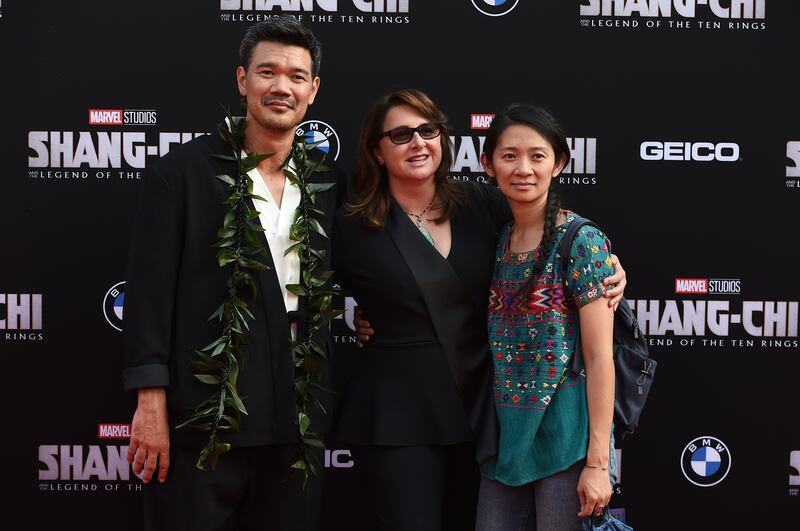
[403,197,436,246]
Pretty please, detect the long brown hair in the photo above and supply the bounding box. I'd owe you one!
[345,89,465,229]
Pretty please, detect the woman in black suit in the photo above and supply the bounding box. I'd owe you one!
[332,89,626,531]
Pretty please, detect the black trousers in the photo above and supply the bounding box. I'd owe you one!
[355,443,480,531]
[143,445,294,531]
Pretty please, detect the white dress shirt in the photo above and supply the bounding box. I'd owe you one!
[246,159,301,338]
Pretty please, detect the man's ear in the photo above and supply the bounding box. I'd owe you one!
[236,66,247,97]
[308,76,320,105]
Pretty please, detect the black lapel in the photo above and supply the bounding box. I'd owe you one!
[293,168,339,341]
[244,197,287,319]
[386,200,498,462]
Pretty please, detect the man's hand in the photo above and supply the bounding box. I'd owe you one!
[603,254,627,311]
[128,387,170,484]
[354,306,373,348]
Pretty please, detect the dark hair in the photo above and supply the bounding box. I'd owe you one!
[239,16,322,77]
[483,104,571,299]
[346,89,465,230]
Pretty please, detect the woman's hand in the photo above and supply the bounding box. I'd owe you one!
[577,465,613,518]
[603,254,627,311]
[354,306,374,348]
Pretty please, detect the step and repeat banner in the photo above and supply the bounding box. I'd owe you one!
[1,1,797,529]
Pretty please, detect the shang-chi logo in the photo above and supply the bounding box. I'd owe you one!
[38,445,132,481]
[628,300,798,337]
[89,109,123,126]
[98,424,131,439]
[0,293,43,330]
[220,0,409,12]
[579,0,766,19]
[675,278,708,294]
[471,114,495,130]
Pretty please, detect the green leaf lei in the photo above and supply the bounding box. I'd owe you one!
[177,107,339,482]
[284,137,342,487]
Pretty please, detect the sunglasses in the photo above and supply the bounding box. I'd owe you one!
[379,121,442,145]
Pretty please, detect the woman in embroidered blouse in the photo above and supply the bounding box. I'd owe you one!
[475,104,616,531]
[333,91,625,531]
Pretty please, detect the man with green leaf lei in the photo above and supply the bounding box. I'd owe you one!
[122,17,344,531]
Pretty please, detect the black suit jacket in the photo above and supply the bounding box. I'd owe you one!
[332,182,511,462]
[123,128,344,448]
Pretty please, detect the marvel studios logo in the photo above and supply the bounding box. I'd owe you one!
[97,424,131,439]
[675,278,741,295]
[88,109,158,126]
[470,113,495,130]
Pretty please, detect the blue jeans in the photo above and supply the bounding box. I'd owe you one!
[475,460,584,531]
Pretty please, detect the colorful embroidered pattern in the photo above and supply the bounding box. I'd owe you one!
[482,211,616,486]
[488,212,613,410]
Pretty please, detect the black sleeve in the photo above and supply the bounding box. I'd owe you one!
[122,161,183,391]
[485,183,513,229]
[465,181,512,231]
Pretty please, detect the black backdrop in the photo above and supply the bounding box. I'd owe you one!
[2,1,798,529]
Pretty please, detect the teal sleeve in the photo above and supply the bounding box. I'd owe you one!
[564,225,615,308]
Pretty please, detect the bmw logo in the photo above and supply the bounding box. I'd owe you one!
[295,120,340,161]
[103,281,125,332]
[680,436,732,487]
[470,0,520,17]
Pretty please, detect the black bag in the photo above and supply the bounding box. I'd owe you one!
[560,216,656,442]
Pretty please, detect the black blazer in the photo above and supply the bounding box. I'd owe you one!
[332,182,511,462]
[122,129,344,448]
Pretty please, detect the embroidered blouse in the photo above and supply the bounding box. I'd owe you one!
[480,211,615,486]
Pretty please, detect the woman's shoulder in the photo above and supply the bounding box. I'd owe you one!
[561,210,611,245]
[560,211,613,279]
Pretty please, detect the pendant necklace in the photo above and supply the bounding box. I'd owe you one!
[403,197,436,247]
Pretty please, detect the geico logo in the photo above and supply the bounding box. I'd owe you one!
[640,141,739,161]
[324,449,354,468]
[580,0,765,19]
[787,141,800,177]
[220,0,409,13]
